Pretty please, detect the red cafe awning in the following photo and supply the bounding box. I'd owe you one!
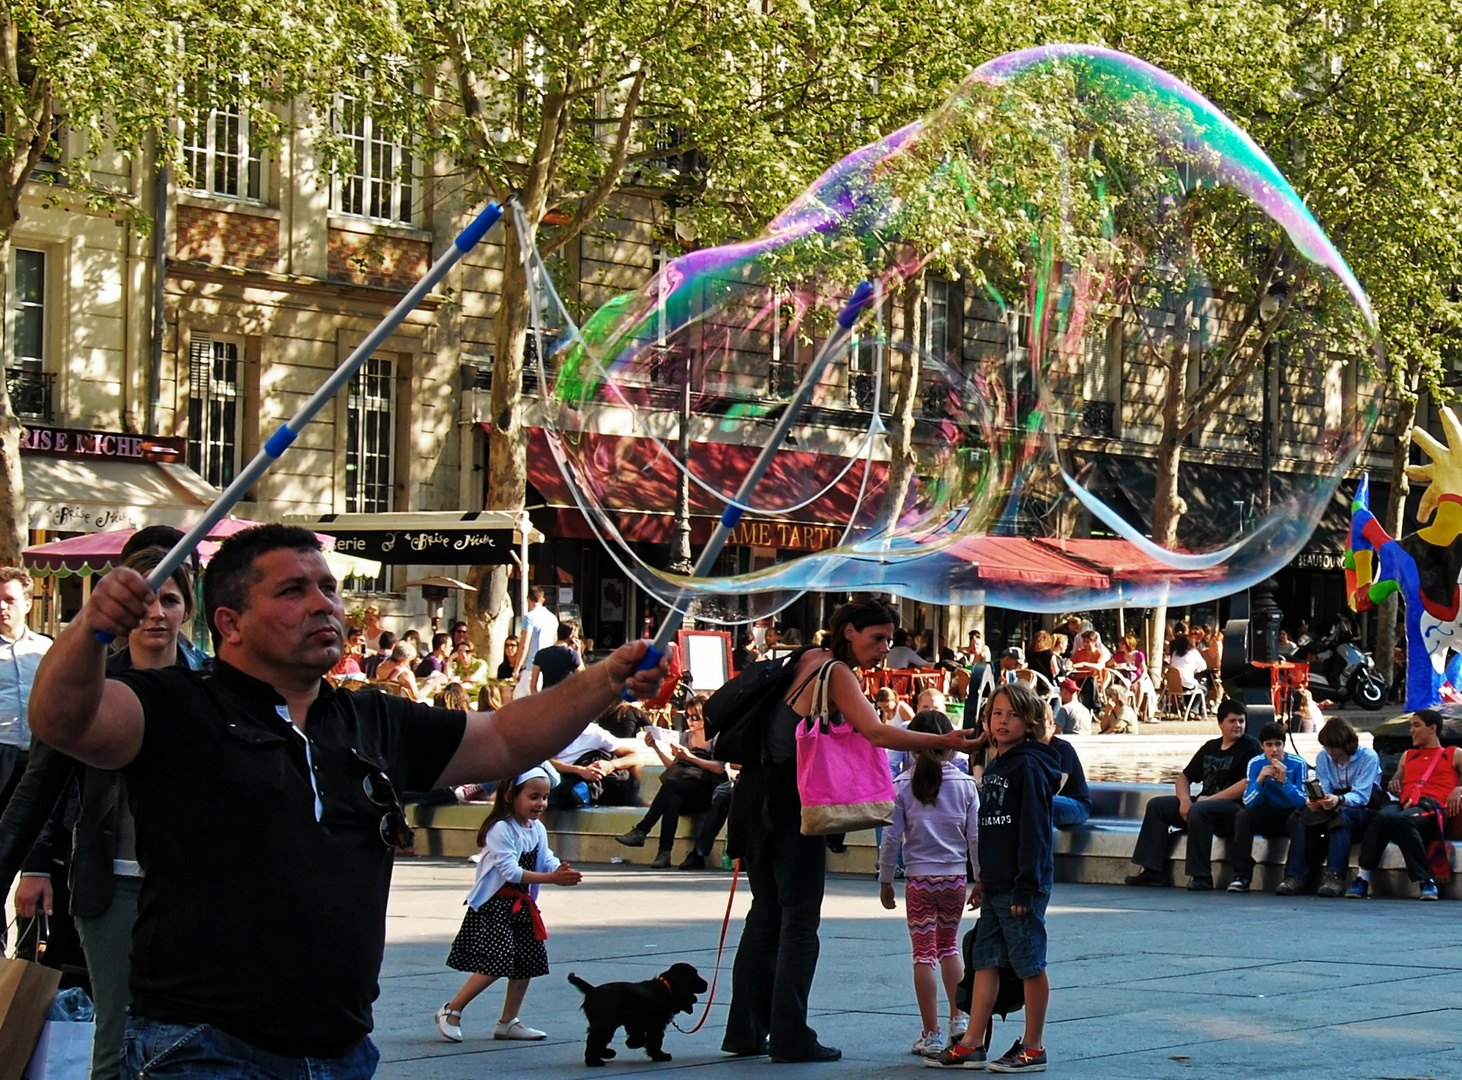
[520,426,887,549]
[1033,537,1222,582]
[939,535,1112,589]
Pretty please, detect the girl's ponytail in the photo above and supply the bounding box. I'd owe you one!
[908,709,954,805]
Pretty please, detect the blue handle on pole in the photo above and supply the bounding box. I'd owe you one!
[455,203,504,253]
[837,280,877,328]
[623,643,666,701]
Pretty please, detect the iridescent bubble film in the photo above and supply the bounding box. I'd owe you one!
[522,45,1383,622]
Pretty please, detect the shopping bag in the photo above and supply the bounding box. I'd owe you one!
[795,661,895,835]
[0,957,62,1080]
[23,1020,93,1080]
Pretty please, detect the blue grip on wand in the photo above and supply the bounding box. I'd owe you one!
[93,202,505,645]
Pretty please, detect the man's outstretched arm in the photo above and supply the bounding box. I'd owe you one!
[435,640,667,788]
[28,568,150,770]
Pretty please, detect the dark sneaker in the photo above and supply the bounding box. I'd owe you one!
[989,1039,1047,1073]
[924,1042,987,1069]
[1226,878,1250,893]
[1344,877,1369,899]
[1419,879,1440,901]
[770,1043,841,1063]
[615,828,648,848]
[1274,875,1305,897]
[1124,868,1167,887]
[1187,877,1213,891]
[1316,871,1346,898]
[650,851,672,869]
[678,852,706,871]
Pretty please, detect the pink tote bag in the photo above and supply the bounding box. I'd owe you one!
[795,661,895,835]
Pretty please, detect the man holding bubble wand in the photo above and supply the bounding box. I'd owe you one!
[25,200,668,1078]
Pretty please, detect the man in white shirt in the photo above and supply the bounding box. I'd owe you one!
[1055,678,1092,736]
[549,722,639,806]
[884,629,928,669]
[514,587,561,698]
[0,567,53,926]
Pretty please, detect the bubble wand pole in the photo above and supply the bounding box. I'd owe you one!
[95,201,506,642]
[626,280,877,696]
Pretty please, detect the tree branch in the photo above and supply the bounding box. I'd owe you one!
[539,68,645,259]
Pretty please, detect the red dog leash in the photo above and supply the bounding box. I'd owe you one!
[672,858,741,1035]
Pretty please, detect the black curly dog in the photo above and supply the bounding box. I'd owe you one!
[567,962,708,1066]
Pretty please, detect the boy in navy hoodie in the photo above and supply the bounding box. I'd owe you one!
[928,681,1061,1073]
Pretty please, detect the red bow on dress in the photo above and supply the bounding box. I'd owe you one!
[497,884,548,940]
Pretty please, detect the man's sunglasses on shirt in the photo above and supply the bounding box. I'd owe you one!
[352,748,413,850]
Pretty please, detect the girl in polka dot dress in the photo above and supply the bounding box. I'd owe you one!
[435,768,581,1043]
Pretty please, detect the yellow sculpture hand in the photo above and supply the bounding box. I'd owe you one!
[1408,405,1462,524]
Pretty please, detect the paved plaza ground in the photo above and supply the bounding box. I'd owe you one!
[375,858,1461,1080]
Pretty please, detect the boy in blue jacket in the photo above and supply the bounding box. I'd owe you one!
[1226,722,1309,893]
[929,681,1061,1073]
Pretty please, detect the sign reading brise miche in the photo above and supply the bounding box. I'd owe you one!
[21,426,186,463]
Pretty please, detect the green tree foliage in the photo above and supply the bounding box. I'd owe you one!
[0,0,405,564]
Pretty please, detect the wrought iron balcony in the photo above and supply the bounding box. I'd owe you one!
[6,368,54,422]
[1081,399,1115,437]
[1245,418,1269,455]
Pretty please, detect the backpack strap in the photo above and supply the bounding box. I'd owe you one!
[784,657,828,707]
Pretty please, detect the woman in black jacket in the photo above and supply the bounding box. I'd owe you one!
[0,549,197,1080]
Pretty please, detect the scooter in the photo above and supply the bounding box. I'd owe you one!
[1307,628,1387,711]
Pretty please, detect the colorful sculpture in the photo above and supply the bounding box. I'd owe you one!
[1347,407,1462,709]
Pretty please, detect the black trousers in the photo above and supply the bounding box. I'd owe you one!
[1358,803,1438,882]
[13,864,91,993]
[693,781,734,857]
[636,776,716,853]
[724,766,827,1057]
[1131,795,1243,880]
[1230,804,1295,881]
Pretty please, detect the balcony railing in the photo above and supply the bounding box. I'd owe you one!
[6,368,54,422]
[1081,400,1115,437]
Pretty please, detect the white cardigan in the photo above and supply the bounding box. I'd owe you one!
[464,817,561,910]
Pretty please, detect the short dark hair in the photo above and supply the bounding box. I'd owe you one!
[529,586,546,604]
[1414,708,1445,734]
[1216,698,1247,724]
[557,621,577,642]
[1317,717,1360,756]
[432,632,450,651]
[1258,721,1287,744]
[121,525,185,562]
[378,631,397,651]
[202,524,323,642]
[827,598,900,665]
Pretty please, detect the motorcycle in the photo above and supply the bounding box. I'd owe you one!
[1306,625,1387,711]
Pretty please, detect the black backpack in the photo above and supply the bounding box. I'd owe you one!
[703,646,815,764]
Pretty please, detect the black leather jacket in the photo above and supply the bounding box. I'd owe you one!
[0,647,199,924]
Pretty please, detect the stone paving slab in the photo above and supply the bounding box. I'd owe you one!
[375,859,1462,1080]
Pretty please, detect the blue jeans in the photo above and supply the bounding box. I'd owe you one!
[968,891,1049,979]
[1052,795,1090,828]
[1286,805,1370,876]
[124,1017,379,1080]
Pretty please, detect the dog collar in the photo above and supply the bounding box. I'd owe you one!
[657,976,673,992]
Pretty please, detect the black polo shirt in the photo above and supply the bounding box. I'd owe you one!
[114,660,465,1058]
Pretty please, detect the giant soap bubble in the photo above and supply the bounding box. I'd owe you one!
[521,45,1382,623]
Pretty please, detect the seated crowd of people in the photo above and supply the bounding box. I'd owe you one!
[1124,702,1460,901]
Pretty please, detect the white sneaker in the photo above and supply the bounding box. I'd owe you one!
[949,1013,970,1042]
[912,1030,945,1057]
[494,1018,548,1041]
[435,1004,463,1042]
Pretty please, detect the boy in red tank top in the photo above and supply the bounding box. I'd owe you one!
[1348,710,1462,900]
